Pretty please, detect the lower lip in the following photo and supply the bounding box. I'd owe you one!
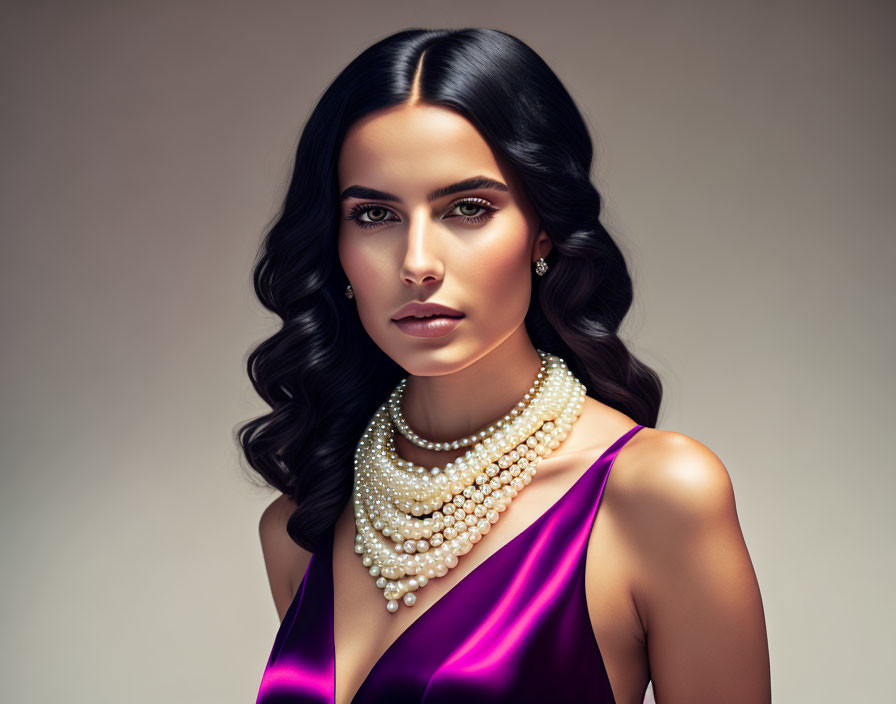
[391,315,464,337]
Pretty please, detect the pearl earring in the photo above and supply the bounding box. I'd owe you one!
[345,284,354,299]
[534,257,549,276]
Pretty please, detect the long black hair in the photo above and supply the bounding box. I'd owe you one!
[237,28,662,552]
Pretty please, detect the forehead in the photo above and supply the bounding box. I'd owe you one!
[338,104,505,190]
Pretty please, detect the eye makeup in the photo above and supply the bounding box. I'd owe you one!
[344,197,498,230]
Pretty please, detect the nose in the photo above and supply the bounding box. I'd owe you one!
[399,208,444,287]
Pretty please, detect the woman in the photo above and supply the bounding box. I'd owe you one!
[243,28,770,704]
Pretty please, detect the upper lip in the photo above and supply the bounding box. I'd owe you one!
[391,301,465,320]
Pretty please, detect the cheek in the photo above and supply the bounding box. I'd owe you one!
[339,233,382,287]
[338,233,394,333]
[462,232,533,314]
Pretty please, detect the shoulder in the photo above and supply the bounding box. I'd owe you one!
[575,399,734,516]
[259,494,313,621]
[601,428,771,699]
[259,492,300,539]
[594,425,745,605]
[611,427,737,528]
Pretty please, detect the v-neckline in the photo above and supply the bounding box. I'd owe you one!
[329,424,642,704]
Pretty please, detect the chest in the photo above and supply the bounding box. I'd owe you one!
[330,457,646,704]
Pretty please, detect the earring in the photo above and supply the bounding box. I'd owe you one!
[345,284,354,299]
[534,257,549,276]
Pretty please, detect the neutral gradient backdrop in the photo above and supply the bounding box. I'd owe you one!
[1,1,893,702]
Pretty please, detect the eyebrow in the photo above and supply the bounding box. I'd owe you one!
[340,176,509,203]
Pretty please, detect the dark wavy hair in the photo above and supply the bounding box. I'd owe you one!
[237,27,663,552]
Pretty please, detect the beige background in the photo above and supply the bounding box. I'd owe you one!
[1,1,893,702]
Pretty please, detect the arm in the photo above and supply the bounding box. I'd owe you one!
[626,433,771,703]
[259,493,313,621]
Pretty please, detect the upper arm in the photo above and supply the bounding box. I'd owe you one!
[623,433,771,703]
[259,493,312,621]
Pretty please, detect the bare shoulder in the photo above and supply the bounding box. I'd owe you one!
[603,426,743,575]
[259,493,313,621]
[259,493,301,538]
[611,427,737,525]
[604,427,771,701]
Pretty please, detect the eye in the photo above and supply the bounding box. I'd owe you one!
[344,204,400,229]
[343,197,498,230]
[445,198,498,224]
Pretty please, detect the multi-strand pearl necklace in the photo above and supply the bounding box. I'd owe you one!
[350,350,587,613]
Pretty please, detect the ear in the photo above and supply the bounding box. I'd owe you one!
[531,227,552,261]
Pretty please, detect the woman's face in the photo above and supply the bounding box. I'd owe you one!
[337,103,551,376]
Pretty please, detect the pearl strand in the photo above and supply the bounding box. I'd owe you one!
[365,366,580,516]
[388,350,550,451]
[361,356,578,515]
[350,352,587,613]
[356,380,583,568]
[354,390,585,611]
[354,360,583,565]
[374,352,568,497]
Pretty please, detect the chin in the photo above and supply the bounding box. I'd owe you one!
[384,340,482,377]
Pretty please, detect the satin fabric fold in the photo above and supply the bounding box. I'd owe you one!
[257,424,643,703]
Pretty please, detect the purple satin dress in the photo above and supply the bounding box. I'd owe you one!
[256,424,644,703]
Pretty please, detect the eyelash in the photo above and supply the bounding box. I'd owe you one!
[344,197,498,230]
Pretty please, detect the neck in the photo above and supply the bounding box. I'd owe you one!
[396,326,543,464]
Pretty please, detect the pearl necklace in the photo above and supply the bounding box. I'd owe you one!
[351,350,587,612]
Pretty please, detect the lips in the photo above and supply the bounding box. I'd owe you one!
[392,314,464,338]
[391,301,465,321]
[395,313,463,321]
